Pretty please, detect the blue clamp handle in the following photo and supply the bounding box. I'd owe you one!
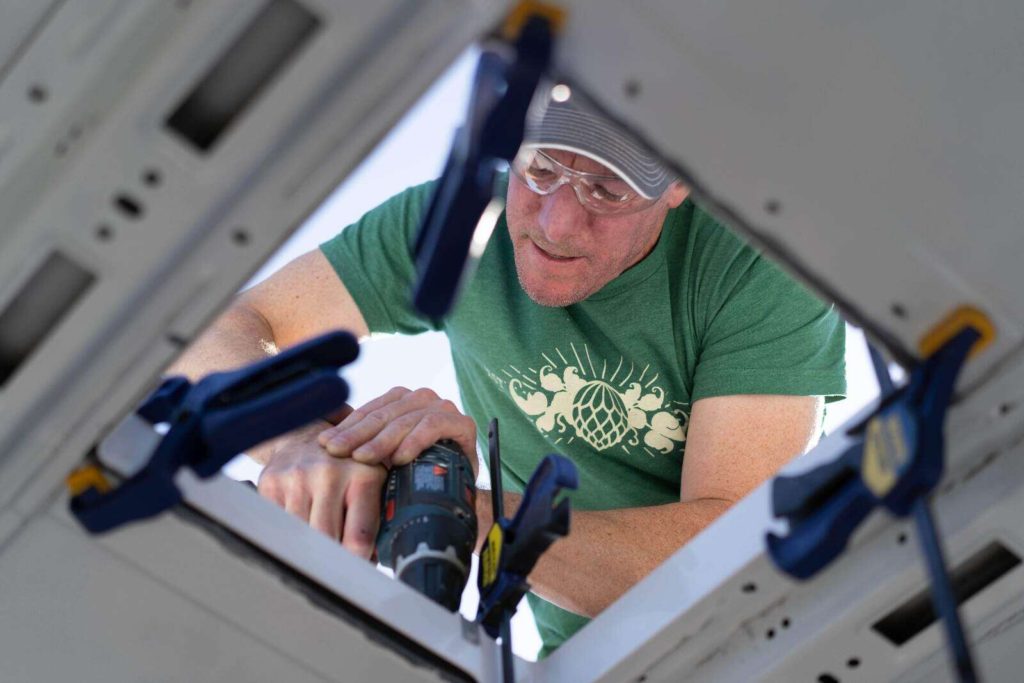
[766,327,980,579]
[412,16,553,319]
[70,330,359,533]
[501,454,577,577]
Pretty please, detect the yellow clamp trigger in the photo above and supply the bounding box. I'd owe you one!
[862,413,910,498]
[480,523,504,588]
[66,464,111,497]
[918,305,995,360]
[501,1,566,41]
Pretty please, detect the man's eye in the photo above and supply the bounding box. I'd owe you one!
[527,166,557,181]
[591,183,629,202]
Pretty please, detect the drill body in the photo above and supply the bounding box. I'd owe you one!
[376,440,477,611]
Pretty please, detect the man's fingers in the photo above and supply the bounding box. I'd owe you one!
[255,432,387,560]
[283,486,312,523]
[323,403,355,427]
[341,473,383,559]
[257,470,285,506]
[351,409,476,466]
[318,387,411,451]
[321,388,440,456]
[308,462,345,539]
[310,497,343,540]
[319,390,400,449]
[327,387,411,435]
[350,410,427,464]
[322,408,390,456]
[392,412,476,466]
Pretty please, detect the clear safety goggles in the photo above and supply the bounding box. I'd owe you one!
[510,148,660,215]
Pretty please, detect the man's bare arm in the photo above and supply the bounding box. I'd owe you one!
[475,491,728,617]
[475,394,824,617]
[167,302,278,380]
[168,249,369,379]
[165,249,369,463]
[158,246,391,559]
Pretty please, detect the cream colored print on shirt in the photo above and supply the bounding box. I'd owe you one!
[494,342,689,457]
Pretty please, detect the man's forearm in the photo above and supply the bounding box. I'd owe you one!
[476,491,731,618]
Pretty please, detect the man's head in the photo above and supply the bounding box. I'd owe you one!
[505,93,689,307]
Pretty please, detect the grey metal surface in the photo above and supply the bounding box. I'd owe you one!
[0,1,510,681]
[2,0,1024,681]
[0,0,507,531]
[0,505,449,683]
[555,0,1024,384]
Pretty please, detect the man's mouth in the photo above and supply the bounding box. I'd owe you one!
[530,240,581,262]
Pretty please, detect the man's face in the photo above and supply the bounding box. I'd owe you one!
[505,148,689,307]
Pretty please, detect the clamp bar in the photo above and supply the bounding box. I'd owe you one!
[912,498,977,683]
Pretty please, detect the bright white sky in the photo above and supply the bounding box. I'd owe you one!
[227,44,881,661]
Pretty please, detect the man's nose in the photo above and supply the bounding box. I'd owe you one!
[536,184,591,243]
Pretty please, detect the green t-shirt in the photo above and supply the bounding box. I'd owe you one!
[320,178,845,657]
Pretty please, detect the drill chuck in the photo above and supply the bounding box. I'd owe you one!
[376,441,477,611]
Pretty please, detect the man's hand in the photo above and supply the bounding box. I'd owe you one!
[317,387,477,473]
[257,426,386,559]
[257,386,474,560]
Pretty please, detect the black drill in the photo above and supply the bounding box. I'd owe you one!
[376,440,478,611]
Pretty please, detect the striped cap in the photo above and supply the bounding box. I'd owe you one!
[523,89,674,199]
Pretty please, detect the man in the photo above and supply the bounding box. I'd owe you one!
[171,94,845,656]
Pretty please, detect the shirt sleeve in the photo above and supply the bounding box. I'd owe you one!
[318,180,441,335]
[690,210,847,404]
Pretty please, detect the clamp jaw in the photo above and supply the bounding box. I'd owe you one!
[476,452,578,637]
[475,418,577,681]
[766,324,985,682]
[68,330,359,534]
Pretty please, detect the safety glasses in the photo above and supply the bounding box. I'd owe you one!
[510,148,659,215]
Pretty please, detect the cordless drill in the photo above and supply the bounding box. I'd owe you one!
[376,440,478,611]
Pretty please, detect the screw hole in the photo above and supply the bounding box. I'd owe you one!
[764,198,782,215]
[166,333,189,348]
[818,675,839,683]
[781,618,791,629]
[232,229,250,246]
[28,84,48,103]
[890,303,908,319]
[96,225,114,242]
[741,582,757,594]
[142,168,162,188]
[766,628,775,640]
[999,402,1015,416]
[846,658,860,669]
[897,532,908,545]
[113,193,144,220]
[624,79,642,99]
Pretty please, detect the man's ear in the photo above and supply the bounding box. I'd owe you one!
[664,181,690,209]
